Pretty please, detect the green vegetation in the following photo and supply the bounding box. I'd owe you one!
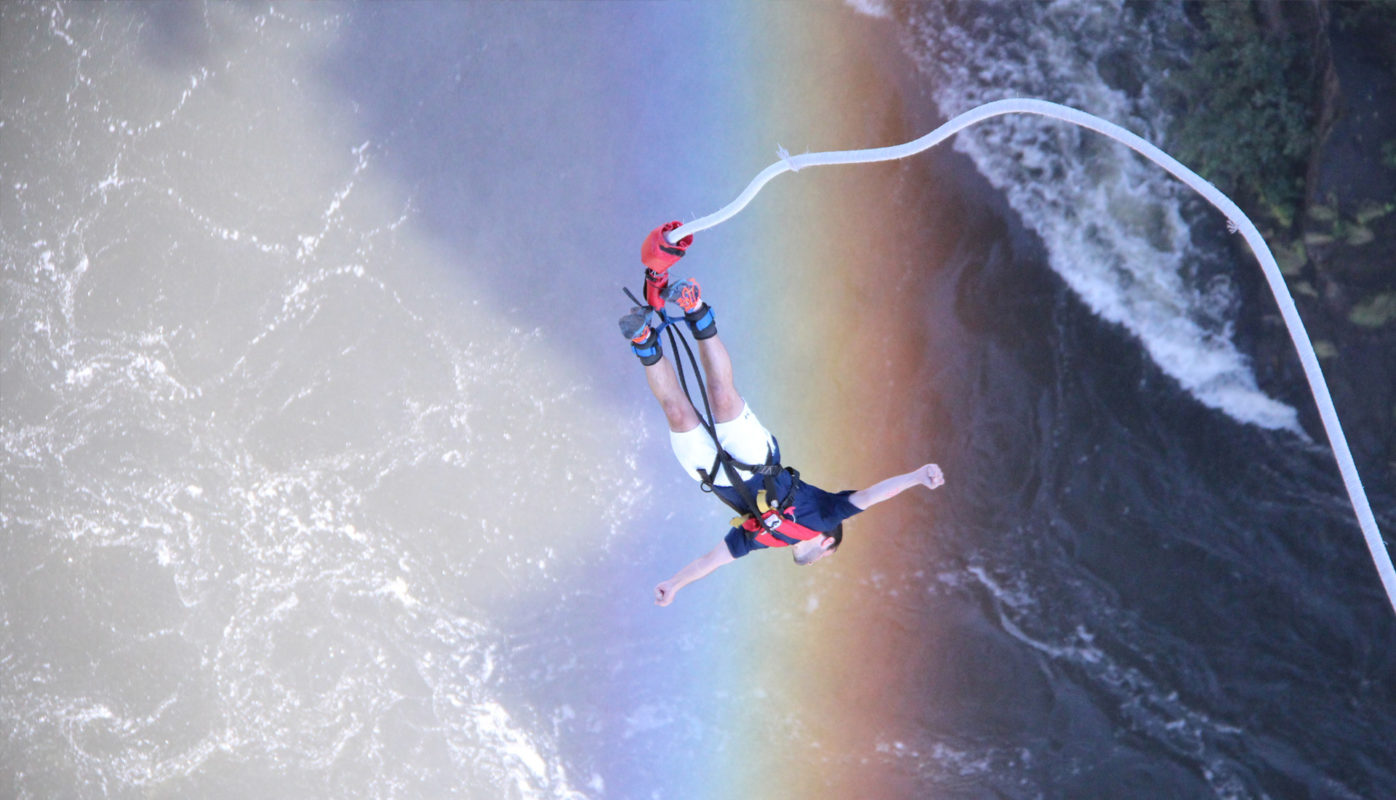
[1355,200,1395,226]
[1303,197,1388,250]
[1167,2,1316,229]
[1334,0,1396,48]
[1348,292,1396,328]
[1271,238,1307,276]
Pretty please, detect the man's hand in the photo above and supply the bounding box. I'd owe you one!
[654,580,678,606]
[918,463,945,490]
[654,544,734,607]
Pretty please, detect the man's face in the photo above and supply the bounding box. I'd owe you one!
[792,535,836,566]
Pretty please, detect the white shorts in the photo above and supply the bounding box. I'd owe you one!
[669,403,776,487]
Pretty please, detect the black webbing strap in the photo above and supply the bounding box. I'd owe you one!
[623,287,783,536]
[666,323,779,535]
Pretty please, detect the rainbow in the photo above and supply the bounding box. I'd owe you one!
[677,6,952,797]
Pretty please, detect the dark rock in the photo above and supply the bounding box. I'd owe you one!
[1244,0,1396,489]
[1097,49,1143,98]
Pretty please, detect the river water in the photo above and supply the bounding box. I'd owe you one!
[870,1,1396,796]
[4,2,1394,799]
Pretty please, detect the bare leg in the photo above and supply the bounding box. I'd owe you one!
[644,355,702,433]
[695,333,745,424]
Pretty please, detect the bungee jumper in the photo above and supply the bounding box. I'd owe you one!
[623,221,945,607]
[616,98,1394,616]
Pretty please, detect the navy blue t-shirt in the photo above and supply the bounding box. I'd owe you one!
[720,476,862,558]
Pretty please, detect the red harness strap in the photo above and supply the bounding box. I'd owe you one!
[739,507,824,548]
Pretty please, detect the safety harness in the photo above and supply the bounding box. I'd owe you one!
[696,441,825,547]
[625,287,824,547]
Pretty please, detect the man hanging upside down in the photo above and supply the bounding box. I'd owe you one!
[622,222,945,607]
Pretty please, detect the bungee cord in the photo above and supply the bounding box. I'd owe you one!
[664,98,1395,616]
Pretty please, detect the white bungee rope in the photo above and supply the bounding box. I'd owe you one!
[668,98,1396,616]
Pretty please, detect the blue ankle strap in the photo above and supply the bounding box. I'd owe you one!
[631,332,663,366]
[686,306,717,339]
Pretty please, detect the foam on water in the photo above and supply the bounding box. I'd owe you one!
[869,0,1299,431]
[1,4,650,797]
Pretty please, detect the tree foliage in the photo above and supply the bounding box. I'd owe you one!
[1168,2,1316,226]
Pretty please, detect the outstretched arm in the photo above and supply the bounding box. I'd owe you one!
[849,463,945,511]
[654,542,736,606]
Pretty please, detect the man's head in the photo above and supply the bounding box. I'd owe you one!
[792,524,843,566]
